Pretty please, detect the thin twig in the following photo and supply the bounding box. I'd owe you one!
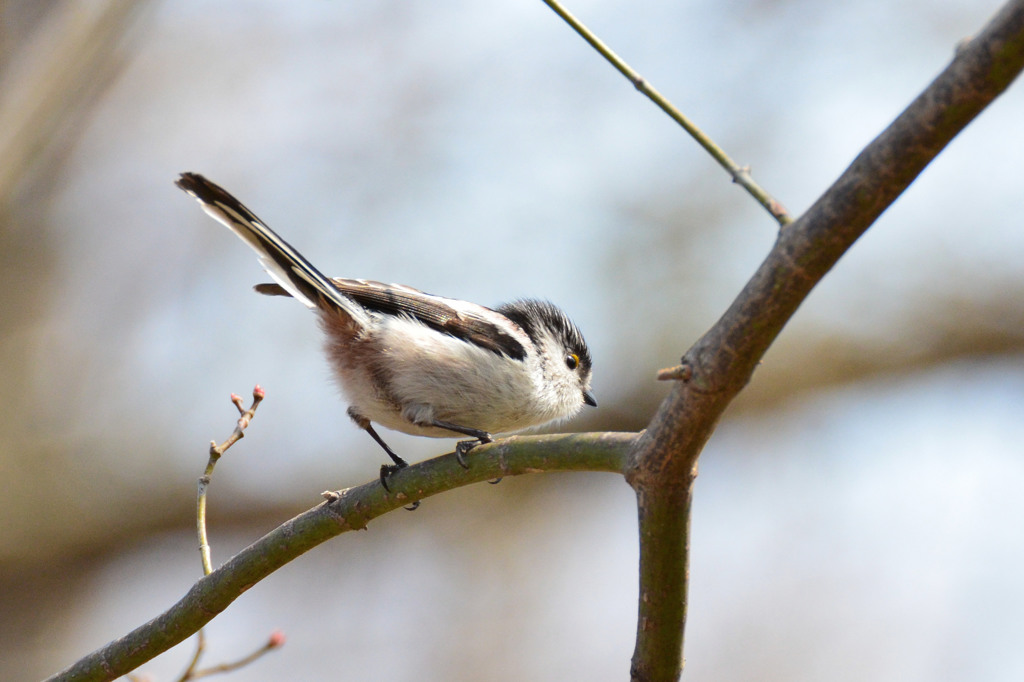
[197,386,264,575]
[187,631,285,681]
[655,363,692,382]
[177,630,206,682]
[539,0,792,226]
[179,386,265,682]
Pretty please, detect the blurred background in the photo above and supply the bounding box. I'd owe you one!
[2,0,1022,680]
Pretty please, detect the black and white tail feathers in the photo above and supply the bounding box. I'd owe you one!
[175,172,365,324]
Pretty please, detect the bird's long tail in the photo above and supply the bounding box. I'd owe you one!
[176,172,364,323]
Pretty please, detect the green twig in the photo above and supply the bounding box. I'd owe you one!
[540,0,792,226]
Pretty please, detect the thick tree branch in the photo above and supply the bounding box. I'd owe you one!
[45,432,635,682]
[625,2,1024,680]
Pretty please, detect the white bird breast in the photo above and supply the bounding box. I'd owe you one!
[337,314,546,438]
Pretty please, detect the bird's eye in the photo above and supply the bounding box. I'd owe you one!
[565,353,579,370]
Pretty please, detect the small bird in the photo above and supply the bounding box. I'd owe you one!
[176,173,596,488]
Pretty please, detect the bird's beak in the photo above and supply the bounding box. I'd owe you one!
[582,390,598,407]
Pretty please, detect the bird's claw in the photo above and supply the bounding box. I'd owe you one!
[380,462,420,510]
[379,462,404,492]
[454,435,493,469]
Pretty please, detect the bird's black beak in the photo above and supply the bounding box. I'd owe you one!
[583,390,597,407]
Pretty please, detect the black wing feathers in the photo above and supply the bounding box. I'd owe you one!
[257,279,528,360]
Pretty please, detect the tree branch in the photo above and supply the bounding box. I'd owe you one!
[45,431,635,682]
[626,2,1024,679]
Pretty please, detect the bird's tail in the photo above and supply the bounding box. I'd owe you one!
[176,172,365,323]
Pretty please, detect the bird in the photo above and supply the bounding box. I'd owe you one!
[176,172,596,489]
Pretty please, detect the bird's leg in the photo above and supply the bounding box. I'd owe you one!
[429,420,493,469]
[348,408,408,492]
